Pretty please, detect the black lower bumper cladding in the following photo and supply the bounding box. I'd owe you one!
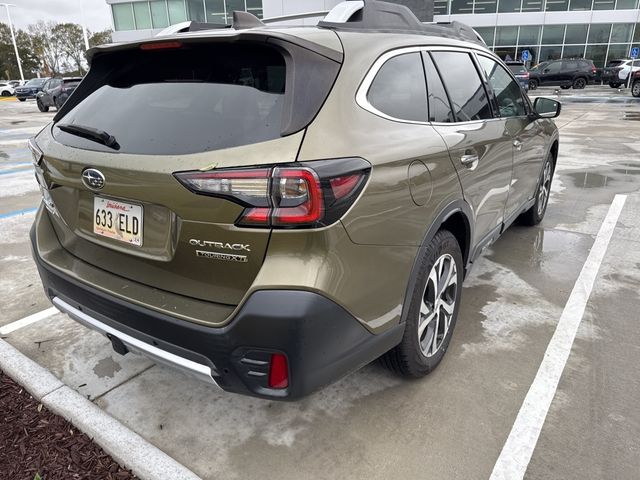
[31,226,404,400]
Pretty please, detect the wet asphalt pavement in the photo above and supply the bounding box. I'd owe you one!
[1,87,639,479]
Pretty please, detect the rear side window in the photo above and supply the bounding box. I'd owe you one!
[422,52,454,123]
[430,51,493,122]
[367,52,428,122]
[54,44,287,155]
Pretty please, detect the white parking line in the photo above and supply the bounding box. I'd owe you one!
[490,194,627,480]
[0,307,58,335]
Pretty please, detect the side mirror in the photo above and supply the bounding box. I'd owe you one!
[533,97,561,118]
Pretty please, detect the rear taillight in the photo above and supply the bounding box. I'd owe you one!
[523,72,530,79]
[592,67,597,74]
[174,158,370,228]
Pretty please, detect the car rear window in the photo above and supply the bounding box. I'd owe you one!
[607,60,625,67]
[54,44,287,155]
[507,64,527,74]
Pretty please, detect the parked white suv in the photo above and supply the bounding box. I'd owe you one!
[603,59,640,87]
[0,82,15,97]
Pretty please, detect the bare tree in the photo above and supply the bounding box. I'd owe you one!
[28,21,64,76]
[53,23,86,74]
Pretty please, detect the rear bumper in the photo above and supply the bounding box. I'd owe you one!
[31,213,404,400]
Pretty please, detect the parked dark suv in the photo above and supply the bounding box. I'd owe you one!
[528,58,596,90]
[15,77,50,101]
[37,77,83,112]
[29,1,560,400]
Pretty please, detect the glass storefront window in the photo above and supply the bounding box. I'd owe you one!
[540,46,563,61]
[113,3,135,31]
[474,0,498,13]
[475,27,496,46]
[635,24,640,43]
[607,43,631,61]
[133,2,152,29]
[225,0,245,17]
[150,0,169,28]
[246,0,263,17]
[496,26,518,45]
[168,0,187,24]
[187,0,205,22]
[592,0,614,9]
[585,44,607,67]
[616,0,638,8]
[516,46,539,65]
[452,0,474,13]
[521,0,543,11]
[542,25,565,44]
[205,0,225,22]
[518,26,540,44]
[434,0,449,15]
[610,23,634,43]
[498,0,522,12]
[569,0,592,9]
[588,24,611,43]
[565,24,588,44]
[563,45,586,57]
[494,47,517,61]
[545,0,569,11]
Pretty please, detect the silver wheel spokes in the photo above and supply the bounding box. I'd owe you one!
[537,161,552,216]
[418,254,458,357]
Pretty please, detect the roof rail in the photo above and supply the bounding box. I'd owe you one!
[318,0,485,45]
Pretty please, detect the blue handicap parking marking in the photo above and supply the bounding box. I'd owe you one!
[631,47,639,59]
[521,50,530,62]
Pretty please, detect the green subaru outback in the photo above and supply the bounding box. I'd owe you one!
[30,1,560,400]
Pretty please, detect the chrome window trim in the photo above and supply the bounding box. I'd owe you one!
[356,45,500,126]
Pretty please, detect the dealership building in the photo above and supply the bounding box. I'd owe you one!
[106,0,640,68]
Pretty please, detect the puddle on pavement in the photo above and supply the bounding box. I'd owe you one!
[568,172,610,188]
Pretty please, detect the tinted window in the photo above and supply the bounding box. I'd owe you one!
[430,51,492,122]
[26,78,47,87]
[55,44,287,155]
[478,56,526,118]
[422,52,454,123]
[367,53,428,122]
[507,64,527,74]
[563,60,579,70]
[545,61,562,73]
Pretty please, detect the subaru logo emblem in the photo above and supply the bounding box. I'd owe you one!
[82,168,105,190]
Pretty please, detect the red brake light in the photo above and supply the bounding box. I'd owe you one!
[268,353,289,389]
[140,41,183,51]
[174,160,370,228]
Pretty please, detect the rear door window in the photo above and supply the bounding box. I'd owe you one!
[430,51,493,122]
[367,52,428,122]
[54,44,287,155]
[421,52,454,123]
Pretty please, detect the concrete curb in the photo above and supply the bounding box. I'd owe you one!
[0,338,202,480]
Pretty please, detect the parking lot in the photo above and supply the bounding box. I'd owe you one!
[1,87,640,479]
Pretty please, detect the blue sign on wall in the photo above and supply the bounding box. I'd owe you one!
[631,47,639,59]
[521,50,530,62]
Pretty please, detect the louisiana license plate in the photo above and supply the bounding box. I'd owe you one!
[93,197,143,246]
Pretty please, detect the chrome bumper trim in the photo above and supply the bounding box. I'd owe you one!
[52,296,220,388]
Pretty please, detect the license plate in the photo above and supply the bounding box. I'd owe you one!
[93,197,143,246]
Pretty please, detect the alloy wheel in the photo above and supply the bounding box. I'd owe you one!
[633,81,640,98]
[418,253,458,357]
[537,161,552,216]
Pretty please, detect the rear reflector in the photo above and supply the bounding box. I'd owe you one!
[268,353,289,389]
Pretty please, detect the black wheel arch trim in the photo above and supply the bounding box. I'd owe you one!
[398,199,474,326]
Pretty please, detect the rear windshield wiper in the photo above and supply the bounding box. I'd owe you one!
[57,123,120,150]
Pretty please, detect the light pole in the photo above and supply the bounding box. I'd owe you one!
[78,0,90,50]
[0,3,24,81]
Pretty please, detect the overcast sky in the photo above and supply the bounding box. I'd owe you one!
[1,0,112,32]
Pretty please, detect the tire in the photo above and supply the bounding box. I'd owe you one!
[381,229,463,377]
[632,80,640,98]
[560,85,571,90]
[54,97,62,109]
[1,90,11,97]
[572,77,587,89]
[529,79,538,90]
[519,153,554,226]
[37,99,49,112]
[609,82,621,88]
[18,98,26,102]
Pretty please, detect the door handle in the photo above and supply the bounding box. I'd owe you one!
[460,154,479,167]
[513,139,523,151]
